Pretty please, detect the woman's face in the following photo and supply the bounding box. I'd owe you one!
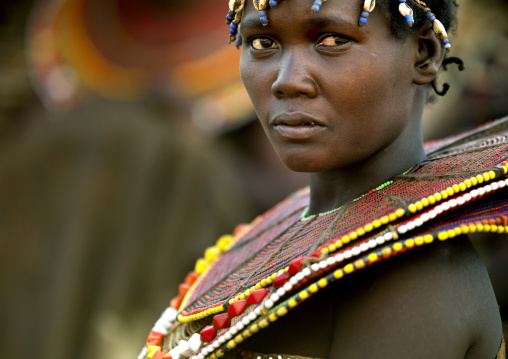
[240,0,419,172]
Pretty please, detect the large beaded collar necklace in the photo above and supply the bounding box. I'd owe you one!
[226,0,451,52]
[140,117,508,359]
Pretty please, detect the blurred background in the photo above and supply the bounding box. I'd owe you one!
[0,0,506,358]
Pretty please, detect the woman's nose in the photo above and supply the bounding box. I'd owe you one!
[271,52,318,99]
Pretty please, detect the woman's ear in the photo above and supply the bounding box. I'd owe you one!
[413,25,445,85]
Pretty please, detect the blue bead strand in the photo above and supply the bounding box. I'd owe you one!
[442,38,451,50]
[259,10,268,25]
[405,14,414,26]
[311,0,322,13]
[235,34,243,48]
[358,11,369,26]
[426,11,436,21]
[230,23,238,36]
[226,10,235,24]
[269,0,278,7]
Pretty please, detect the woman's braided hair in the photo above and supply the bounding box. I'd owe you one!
[378,0,458,39]
[377,0,463,97]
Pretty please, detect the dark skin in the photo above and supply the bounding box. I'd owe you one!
[238,0,502,357]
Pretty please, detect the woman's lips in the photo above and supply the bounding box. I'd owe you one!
[270,112,326,140]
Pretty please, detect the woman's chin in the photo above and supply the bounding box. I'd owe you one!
[278,155,324,173]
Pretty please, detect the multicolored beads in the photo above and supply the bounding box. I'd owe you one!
[141,150,508,359]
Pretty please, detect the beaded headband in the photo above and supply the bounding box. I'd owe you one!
[226,0,451,52]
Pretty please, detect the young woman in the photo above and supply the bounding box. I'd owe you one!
[139,0,507,358]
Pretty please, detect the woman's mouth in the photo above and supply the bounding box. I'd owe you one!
[271,112,326,140]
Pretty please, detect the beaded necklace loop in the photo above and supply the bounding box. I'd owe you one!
[139,118,508,359]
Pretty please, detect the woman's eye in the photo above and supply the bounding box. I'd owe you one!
[251,37,278,50]
[318,35,350,47]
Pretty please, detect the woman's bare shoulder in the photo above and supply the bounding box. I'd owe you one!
[328,235,502,359]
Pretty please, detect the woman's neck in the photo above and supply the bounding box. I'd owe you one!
[307,118,426,216]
